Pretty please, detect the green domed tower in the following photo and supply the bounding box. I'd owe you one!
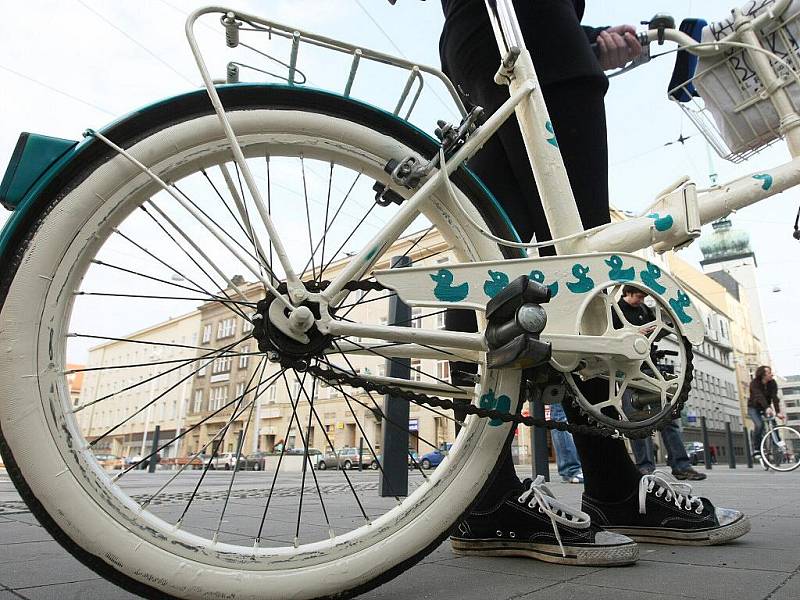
[700,218,755,266]
[700,218,769,362]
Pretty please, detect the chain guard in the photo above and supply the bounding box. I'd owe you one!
[269,279,691,439]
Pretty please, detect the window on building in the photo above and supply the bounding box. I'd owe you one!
[242,318,254,333]
[436,360,450,382]
[193,390,204,413]
[217,318,235,339]
[411,358,422,382]
[202,324,212,344]
[239,346,250,369]
[210,386,229,411]
[197,362,207,377]
[212,356,232,374]
[267,385,277,403]
[436,310,446,329]
[235,381,246,399]
[411,308,423,329]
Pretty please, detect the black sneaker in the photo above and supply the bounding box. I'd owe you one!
[450,476,638,566]
[582,471,750,546]
[672,467,707,481]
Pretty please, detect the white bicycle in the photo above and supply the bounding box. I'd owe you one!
[1,1,798,598]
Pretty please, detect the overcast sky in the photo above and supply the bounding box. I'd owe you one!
[1,0,798,375]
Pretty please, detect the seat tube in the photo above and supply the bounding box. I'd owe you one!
[488,0,585,254]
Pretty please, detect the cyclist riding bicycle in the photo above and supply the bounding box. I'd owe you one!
[748,366,784,457]
[441,0,749,565]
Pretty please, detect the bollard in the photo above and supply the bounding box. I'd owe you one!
[358,437,364,472]
[700,417,713,470]
[529,385,550,482]
[234,430,245,471]
[725,422,736,469]
[148,425,161,473]
[380,256,411,497]
[743,427,754,468]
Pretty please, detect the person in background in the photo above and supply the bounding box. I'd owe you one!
[550,401,584,483]
[617,286,706,481]
[748,366,783,457]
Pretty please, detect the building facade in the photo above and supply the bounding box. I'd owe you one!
[778,375,800,428]
[75,311,201,460]
[183,229,458,461]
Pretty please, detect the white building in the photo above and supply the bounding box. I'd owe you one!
[75,311,201,460]
[778,375,800,428]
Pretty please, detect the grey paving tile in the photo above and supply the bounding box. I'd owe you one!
[574,560,785,600]
[0,591,26,600]
[640,543,800,574]
[769,571,800,600]
[356,561,554,600]
[516,581,689,600]
[0,522,52,544]
[0,555,98,589]
[0,541,65,565]
[21,579,139,600]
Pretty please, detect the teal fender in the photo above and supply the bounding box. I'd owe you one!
[0,83,522,269]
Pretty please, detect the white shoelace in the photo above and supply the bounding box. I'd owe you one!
[517,475,591,557]
[638,470,705,515]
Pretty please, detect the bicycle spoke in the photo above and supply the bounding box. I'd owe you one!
[72,338,249,413]
[300,156,318,283]
[213,359,267,542]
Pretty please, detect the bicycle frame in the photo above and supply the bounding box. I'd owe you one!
[171,1,800,356]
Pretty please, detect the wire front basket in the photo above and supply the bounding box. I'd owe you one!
[669,1,800,163]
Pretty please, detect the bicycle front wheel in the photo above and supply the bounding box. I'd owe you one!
[0,86,522,599]
[760,425,800,472]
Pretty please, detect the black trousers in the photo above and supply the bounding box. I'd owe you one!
[441,14,641,503]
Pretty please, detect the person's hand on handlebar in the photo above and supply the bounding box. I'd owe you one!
[596,25,642,70]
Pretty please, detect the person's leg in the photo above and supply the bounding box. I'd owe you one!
[630,437,655,474]
[550,402,583,480]
[661,420,706,480]
[748,408,765,455]
[662,420,691,471]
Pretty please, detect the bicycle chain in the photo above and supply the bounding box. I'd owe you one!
[276,279,693,439]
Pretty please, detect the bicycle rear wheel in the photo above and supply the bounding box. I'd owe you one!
[0,86,521,599]
[760,425,800,472]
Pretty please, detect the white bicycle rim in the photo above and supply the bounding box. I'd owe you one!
[0,105,521,599]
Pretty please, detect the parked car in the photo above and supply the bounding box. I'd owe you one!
[211,452,247,470]
[316,447,372,470]
[93,453,121,470]
[685,442,705,465]
[420,443,452,470]
[370,451,419,470]
[243,451,272,471]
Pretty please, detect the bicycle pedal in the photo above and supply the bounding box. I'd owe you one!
[487,333,551,370]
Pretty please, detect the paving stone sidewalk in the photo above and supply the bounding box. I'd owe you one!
[0,467,797,599]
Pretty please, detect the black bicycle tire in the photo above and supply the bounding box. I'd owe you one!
[0,84,522,600]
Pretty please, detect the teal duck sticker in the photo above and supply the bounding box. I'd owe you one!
[647,213,674,232]
[431,269,469,302]
[640,262,667,294]
[668,290,693,324]
[566,264,594,294]
[483,270,509,298]
[605,255,635,282]
[545,121,558,148]
[479,390,512,426]
[753,173,773,190]
[529,269,559,298]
